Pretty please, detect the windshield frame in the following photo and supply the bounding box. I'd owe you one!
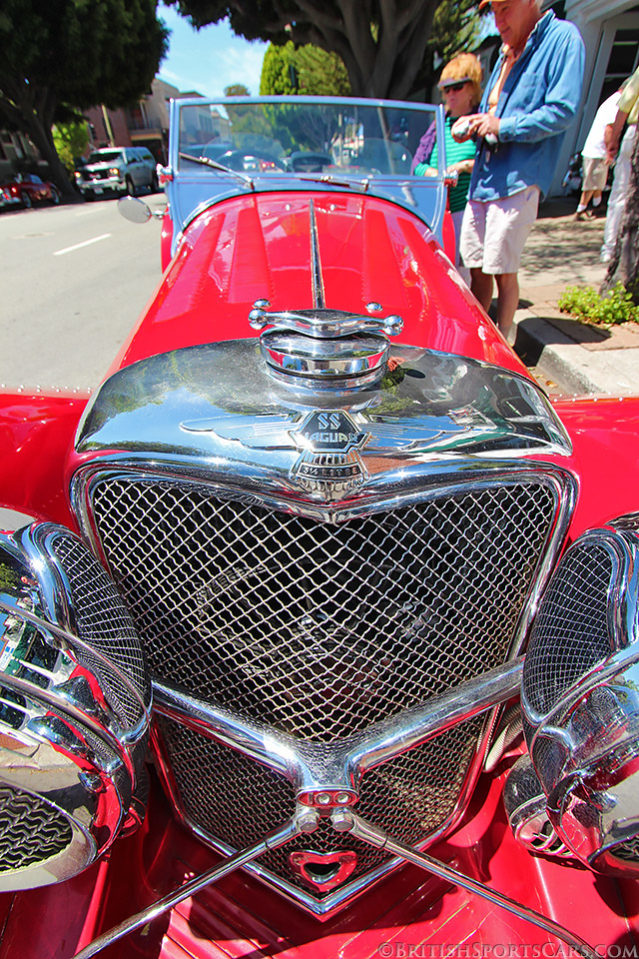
[166,95,449,253]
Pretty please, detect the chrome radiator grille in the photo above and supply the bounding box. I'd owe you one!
[89,476,556,740]
[85,471,559,904]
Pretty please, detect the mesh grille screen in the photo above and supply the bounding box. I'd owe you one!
[52,533,149,728]
[158,714,484,894]
[0,787,72,871]
[90,477,556,741]
[523,541,614,717]
[88,472,557,896]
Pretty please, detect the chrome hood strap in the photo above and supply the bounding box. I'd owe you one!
[72,802,597,959]
[70,808,318,958]
[333,810,597,959]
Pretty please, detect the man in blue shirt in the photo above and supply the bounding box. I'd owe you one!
[453,0,585,338]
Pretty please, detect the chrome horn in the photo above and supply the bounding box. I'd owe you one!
[520,514,639,875]
[0,523,150,890]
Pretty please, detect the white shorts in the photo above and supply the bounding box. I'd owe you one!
[460,186,540,275]
[582,156,608,191]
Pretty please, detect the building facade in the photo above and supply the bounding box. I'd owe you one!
[84,78,184,164]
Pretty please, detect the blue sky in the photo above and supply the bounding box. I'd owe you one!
[157,7,268,98]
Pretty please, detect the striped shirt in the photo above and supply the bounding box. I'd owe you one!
[416,117,475,213]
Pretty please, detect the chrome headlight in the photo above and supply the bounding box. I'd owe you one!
[0,523,150,890]
[521,515,639,875]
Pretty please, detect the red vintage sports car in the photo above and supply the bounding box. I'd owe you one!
[3,172,61,208]
[0,97,638,959]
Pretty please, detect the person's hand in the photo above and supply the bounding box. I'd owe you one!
[467,113,501,139]
[604,123,619,164]
[451,117,473,142]
[446,159,474,176]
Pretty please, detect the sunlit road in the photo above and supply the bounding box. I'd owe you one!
[0,193,166,392]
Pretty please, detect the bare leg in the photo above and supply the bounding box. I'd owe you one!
[494,272,520,339]
[470,268,494,313]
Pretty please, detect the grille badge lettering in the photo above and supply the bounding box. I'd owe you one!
[290,410,370,501]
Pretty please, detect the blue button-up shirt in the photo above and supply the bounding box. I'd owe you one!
[469,11,585,201]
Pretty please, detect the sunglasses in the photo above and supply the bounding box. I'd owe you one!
[442,81,469,93]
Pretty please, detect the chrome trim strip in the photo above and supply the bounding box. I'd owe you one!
[309,198,325,308]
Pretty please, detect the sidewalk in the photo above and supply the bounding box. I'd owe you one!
[511,196,639,396]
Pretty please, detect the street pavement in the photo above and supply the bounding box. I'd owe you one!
[513,196,639,396]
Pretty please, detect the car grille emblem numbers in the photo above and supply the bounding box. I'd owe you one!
[290,410,370,500]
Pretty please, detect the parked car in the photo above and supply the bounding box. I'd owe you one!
[3,173,60,207]
[74,145,158,199]
[1,96,639,959]
[0,184,21,211]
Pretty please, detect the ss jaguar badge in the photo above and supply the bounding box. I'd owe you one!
[290,410,370,501]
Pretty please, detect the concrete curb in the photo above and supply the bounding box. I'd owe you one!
[513,309,639,396]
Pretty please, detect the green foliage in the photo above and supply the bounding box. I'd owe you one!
[0,563,18,597]
[558,283,639,327]
[415,0,482,97]
[430,0,481,66]
[260,41,350,97]
[0,1,168,114]
[224,83,251,97]
[53,120,89,173]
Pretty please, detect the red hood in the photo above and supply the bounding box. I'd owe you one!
[109,191,527,378]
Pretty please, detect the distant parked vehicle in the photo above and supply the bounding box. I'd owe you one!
[75,146,158,199]
[0,184,21,211]
[3,173,60,208]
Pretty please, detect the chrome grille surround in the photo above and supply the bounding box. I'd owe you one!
[70,339,575,914]
[73,461,573,914]
[88,476,557,740]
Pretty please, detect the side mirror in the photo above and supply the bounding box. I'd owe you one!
[118,196,152,224]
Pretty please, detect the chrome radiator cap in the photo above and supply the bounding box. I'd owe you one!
[0,523,150,890]
[521,514,639,876]
[248,302,403,390]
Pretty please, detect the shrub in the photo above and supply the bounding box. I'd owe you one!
[558,283,639,327]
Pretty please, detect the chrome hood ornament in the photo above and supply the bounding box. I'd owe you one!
[75,338,572,508]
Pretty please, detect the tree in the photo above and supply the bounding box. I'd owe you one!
[225,84,251,96]
[0,0,168,197]
[421,0,481,94]
[166,0,479,100]
[260,41,350,97]
[53,120,90,174]
[601,126,639,303]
